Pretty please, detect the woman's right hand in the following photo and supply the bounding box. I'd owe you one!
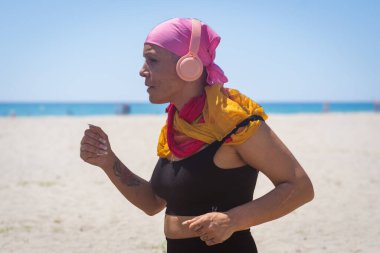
[80,124,116,170]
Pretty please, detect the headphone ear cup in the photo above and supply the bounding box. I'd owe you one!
[176,54,203,82]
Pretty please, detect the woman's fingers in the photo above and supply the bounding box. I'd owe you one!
[200,234,212,241]
[84,129,101,141]
[183,212,233,246]
[86,128,107,143]
[187,218,204,231]
[200,234,217,246]
[88,124,108,140]
[205,238,217,246]
[81,135,108,151]
[81,143,108,155]
[81,125,109,154]
[183,216,208,235]
[80,125,114,169]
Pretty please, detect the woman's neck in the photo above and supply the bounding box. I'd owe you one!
[172,83,205,111]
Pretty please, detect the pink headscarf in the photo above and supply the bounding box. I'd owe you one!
[145,18,228,85]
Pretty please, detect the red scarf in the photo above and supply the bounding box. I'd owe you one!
[166,92,207,158]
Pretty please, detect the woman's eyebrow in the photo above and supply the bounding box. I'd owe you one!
[143,52,157,58]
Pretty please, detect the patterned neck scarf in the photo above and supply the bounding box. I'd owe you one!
[157,85,268,158]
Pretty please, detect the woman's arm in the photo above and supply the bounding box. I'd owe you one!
[228,121,314,230]
[80,124,166,216]
[101,155,166,216]
[183,121,314,245]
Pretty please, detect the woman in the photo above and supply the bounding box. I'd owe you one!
[80,18,314,253]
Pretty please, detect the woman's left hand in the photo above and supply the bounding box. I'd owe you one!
[182,212,235,246]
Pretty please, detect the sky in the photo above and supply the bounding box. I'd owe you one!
[0,0,379,102]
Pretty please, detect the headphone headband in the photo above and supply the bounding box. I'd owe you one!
[189,19,201,55]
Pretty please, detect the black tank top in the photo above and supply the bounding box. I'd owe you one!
[150,115,263,216]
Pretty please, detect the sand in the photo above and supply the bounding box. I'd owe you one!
[0,113,379,253]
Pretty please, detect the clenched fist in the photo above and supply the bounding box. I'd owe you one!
[80,124,116,170]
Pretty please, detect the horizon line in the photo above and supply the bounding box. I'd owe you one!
[0,100,379,104]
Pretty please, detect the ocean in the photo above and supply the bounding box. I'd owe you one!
[0,102,378,117]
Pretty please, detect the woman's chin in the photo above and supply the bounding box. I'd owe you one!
[148,95,167,104]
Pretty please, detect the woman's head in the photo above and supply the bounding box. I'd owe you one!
[140,43,183,104]
[144,18,228,86]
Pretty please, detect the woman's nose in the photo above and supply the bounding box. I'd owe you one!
[139,63,149,78]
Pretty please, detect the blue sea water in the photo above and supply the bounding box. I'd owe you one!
[0,102,377,117]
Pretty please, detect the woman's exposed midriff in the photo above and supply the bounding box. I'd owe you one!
[164,215,200,239]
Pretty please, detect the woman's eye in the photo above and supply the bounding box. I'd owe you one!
[148,58,157,63]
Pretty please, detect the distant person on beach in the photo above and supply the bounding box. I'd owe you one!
[121,104,130,114]
[80,18,314,253]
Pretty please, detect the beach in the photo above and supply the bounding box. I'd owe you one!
[0,113,379,253]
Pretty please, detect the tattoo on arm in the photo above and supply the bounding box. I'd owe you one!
[113,158,141,187]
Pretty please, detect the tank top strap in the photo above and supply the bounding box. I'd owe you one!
[211,115,265,151]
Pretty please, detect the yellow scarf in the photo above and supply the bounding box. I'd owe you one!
[157,84,268,158]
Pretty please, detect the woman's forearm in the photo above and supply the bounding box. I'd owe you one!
[102,155,166,216]
[227,174,314,231]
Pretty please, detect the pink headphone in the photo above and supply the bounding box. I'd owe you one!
[176,19,204,82]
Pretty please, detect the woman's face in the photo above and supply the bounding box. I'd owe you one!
[140,43,184,104]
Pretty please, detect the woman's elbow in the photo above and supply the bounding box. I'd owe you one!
[300,174,314,203]
[143,200,166,216]
[144,206,164,216]
[144,209,159,216]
